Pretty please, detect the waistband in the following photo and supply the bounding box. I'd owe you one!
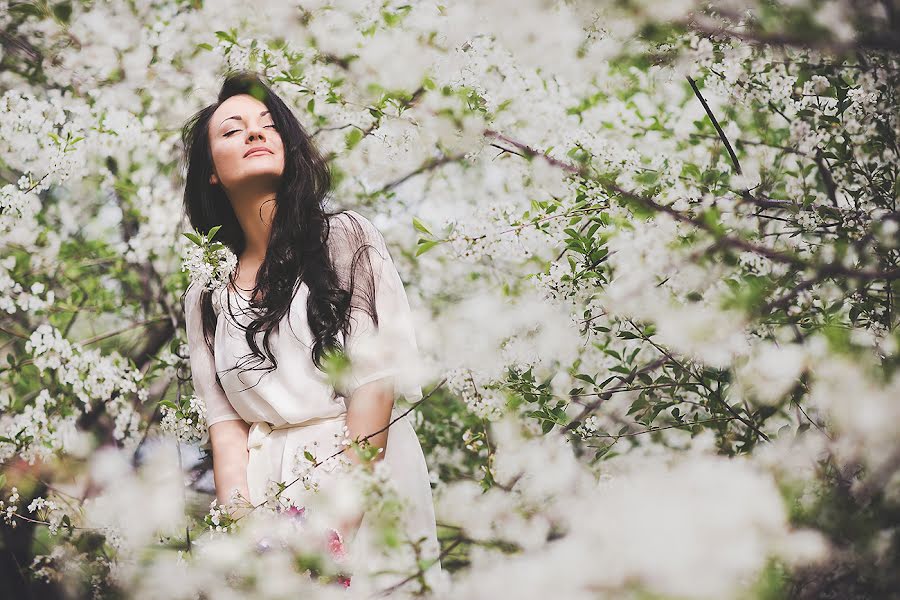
[247,413,346,451]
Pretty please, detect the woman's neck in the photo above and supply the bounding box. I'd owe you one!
[229,189,276,261]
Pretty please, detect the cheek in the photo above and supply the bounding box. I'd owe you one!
[210,139,238,166]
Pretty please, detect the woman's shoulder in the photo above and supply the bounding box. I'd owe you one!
[184,280,225,318]
[184,280,202,307]
[328,208,375,234]
[327,209,387,251]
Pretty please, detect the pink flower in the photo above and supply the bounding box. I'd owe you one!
[327,528,346,560]
[281,504,306,524]
[325,528,350,586]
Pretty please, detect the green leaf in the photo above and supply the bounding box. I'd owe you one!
[52,2,73,23]
[412,217,432,236]
[701,206,725,236]
[597,375,617,388]
[183,232,203,246]
[414,239,440,256]
[215,30,236,44]
[208,225,221,240]
[551,406,568,424]
[345,127,364,150]
[9,3,45,17]
[626,398,648,415]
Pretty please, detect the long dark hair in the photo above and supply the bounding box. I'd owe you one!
[180,70,380,389]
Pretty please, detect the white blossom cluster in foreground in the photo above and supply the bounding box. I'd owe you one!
[1,0,898,598]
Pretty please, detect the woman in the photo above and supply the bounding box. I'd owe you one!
[180,71,442,593]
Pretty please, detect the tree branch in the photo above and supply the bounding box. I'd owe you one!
[686,76,742,175]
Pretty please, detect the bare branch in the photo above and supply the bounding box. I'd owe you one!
[686,76,742,175]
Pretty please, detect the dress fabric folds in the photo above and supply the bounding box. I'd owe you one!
[183,210,442,593]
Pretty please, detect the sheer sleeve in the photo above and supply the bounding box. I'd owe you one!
[328,210,425,404]
[184,283,245,427]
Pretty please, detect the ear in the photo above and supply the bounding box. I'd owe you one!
[210,173,218,185]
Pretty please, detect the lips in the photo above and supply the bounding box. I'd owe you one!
[244,147,273,158]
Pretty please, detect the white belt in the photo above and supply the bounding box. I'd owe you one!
[247,414,347,450]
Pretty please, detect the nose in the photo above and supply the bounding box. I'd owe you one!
[246,121,266,142]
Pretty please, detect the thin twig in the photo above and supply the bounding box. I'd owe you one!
[372,535,466,597]
[585,416,736,439]
[234,378,448,521]
[686,76,742,175]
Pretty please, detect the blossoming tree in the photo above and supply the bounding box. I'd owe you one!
[1,0,898,598]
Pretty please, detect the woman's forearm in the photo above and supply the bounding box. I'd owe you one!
[345,377,395,465]
[340,377,395,538]
[209,419,251,506]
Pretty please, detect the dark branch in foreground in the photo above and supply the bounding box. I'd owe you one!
[686,76,742,176]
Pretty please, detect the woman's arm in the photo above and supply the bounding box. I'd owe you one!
[209,419,252,508]
[328,212,422,540]
[339,377,395,537]
[345,378,394,464]
[183,284,251,508]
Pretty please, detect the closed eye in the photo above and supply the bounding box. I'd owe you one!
[224,125,277,137]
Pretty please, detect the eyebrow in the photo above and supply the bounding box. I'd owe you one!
[219,110,270,128]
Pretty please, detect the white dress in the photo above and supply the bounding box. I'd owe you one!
[184,210,442,593]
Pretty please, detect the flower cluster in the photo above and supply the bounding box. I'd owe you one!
[204,497,240,533]
[1,486,20,527]
[290,445,321,492]
[159,394,208,445]
[26,496,67,535]
[180,225,238,291]
[14,324,146,456]
[444,367,506,421]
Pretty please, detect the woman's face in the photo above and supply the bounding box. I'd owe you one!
[207,94,285,193]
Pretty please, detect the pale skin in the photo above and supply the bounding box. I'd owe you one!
[205,93,394,539]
